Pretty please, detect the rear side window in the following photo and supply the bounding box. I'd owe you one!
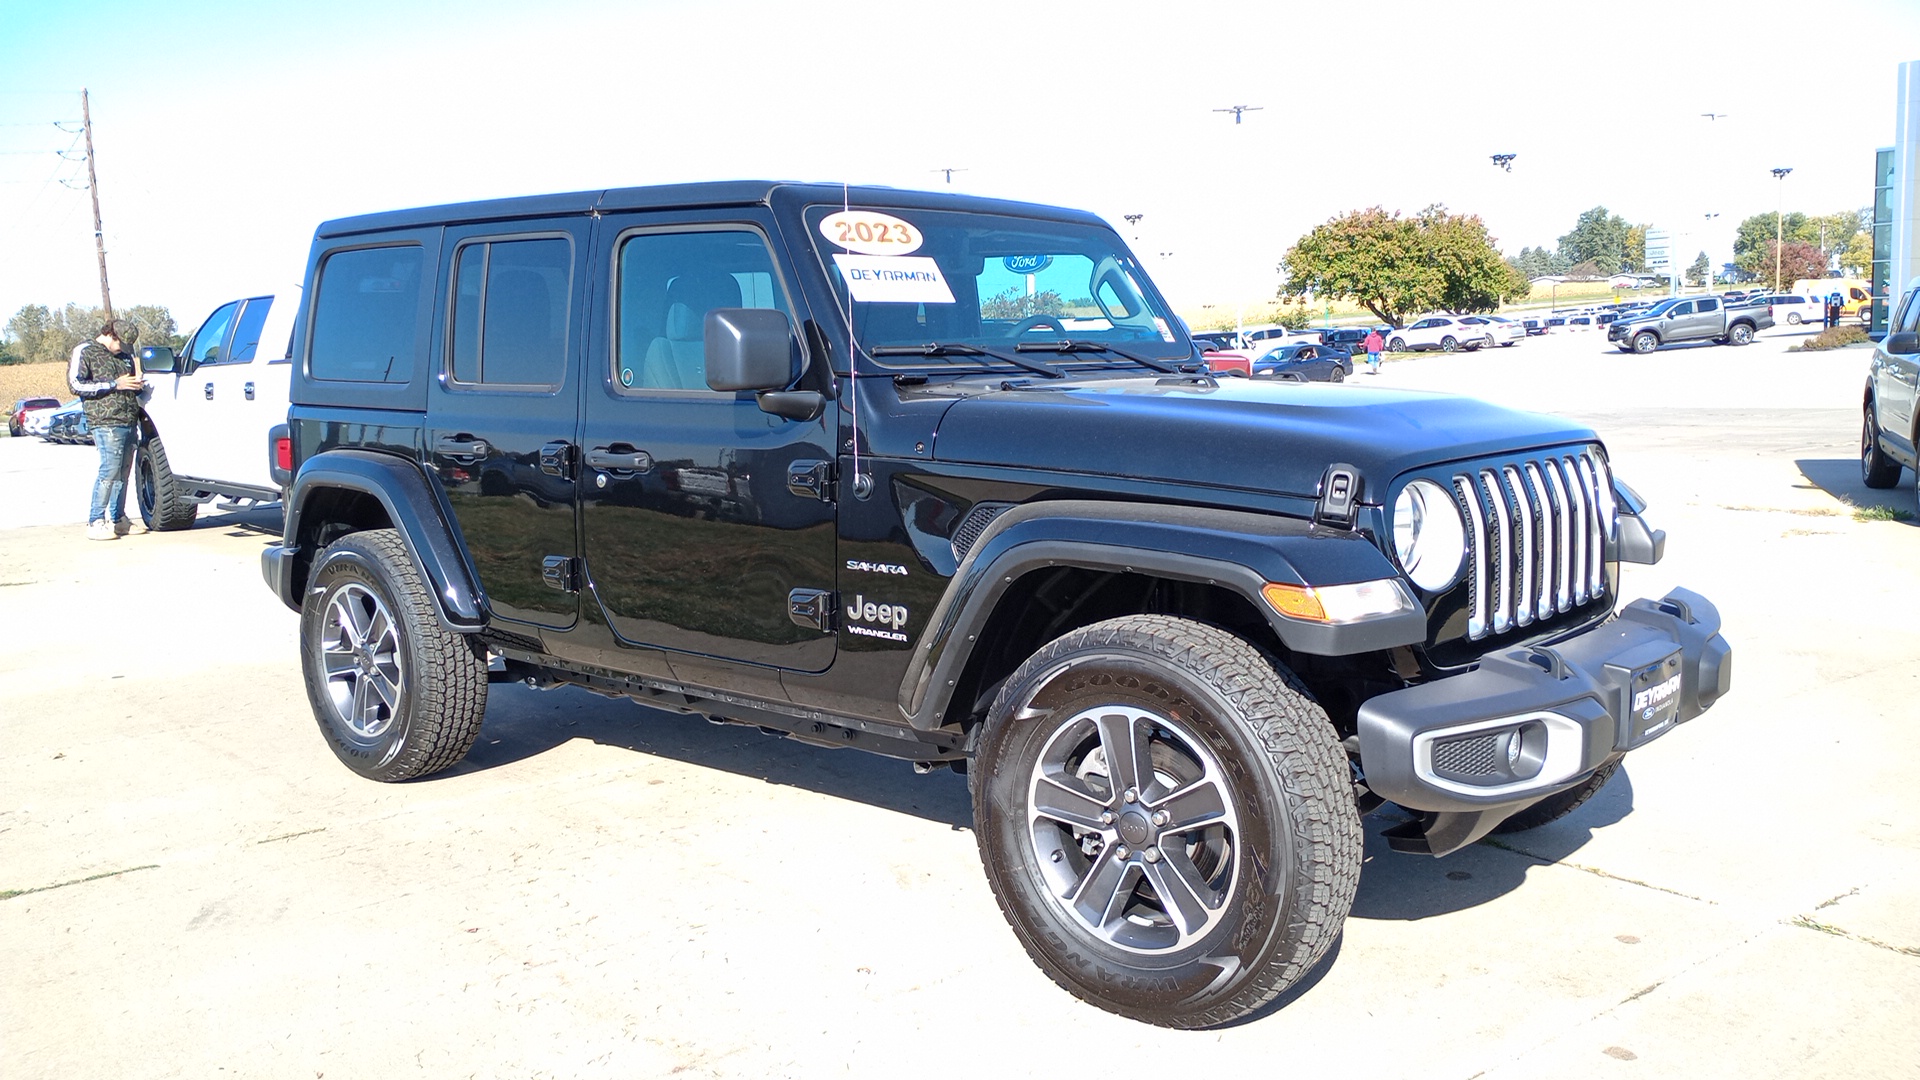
[449,236,572,388]
[309,246,424,383]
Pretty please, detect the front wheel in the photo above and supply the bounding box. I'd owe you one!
[1863,405,1902,488]
[1387,337,1406,352]
[973,615,1361,1028]
[1727,323,1754,346]
[135,433,199,531]
[300,528,488,781]
[1632,332,1658,355]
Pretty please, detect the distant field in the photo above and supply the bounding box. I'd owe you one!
[0,363,69,409]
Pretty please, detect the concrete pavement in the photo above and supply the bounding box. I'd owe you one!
[1,326,1915,1079]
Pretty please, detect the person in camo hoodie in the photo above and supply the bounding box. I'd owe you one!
[68,319,146,540]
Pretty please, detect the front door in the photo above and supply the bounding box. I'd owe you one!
[425,220,588,632]
[577,215,837,674]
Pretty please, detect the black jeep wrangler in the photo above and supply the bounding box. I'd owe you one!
[262,182,1732,1028]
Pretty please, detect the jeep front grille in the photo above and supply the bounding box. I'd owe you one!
[1452,448,1613,641]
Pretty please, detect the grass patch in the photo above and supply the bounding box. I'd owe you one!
[1853,505,1915,523]
[2,863,159,900]
[1789,326,1871,352]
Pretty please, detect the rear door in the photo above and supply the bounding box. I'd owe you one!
[424,219,589,632]
[576,211,838,678]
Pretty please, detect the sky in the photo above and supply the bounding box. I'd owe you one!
[3,0,1918,334]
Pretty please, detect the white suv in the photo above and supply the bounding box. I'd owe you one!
[135,290,298,529]
[1385,315,1494,353]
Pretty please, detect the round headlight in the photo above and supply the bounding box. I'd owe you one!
[1392,479,1466,592]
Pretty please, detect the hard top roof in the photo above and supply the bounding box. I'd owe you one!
[313,181,1109,239]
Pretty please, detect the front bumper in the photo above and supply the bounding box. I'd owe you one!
[1356,587,1731,853]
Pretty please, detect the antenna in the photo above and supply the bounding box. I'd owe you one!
[1212,105,1263,125]
[930,167,967,184]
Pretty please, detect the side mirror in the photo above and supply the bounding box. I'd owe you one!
[1887,331,1920,355]
[139,345,177,374]
[705,308,798,391]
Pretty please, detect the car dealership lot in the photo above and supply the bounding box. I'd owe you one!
[2,327,1915,1078]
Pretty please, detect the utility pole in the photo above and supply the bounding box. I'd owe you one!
[81,88,114,320]
[1771,167,1792,294]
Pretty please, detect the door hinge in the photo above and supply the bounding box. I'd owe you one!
[788,588,834,632]
[542,556,582,593]
[1314,462,1362,530]
[787,459,835,501]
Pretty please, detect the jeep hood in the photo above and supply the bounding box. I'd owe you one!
[928,377,1599,500]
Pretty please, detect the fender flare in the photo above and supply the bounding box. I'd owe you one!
[896,500,1425,729]
[268,448,487,630]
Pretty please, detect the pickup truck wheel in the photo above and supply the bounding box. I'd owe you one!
[973,614,1361,1029]
[1862,405,1902,488]
[1727,323,1754,346]
[1440,335,1459,352]
[301,528,487,782]
[1492,760,1619,834]
[135,434,198,531]
[1631,332,1658,355]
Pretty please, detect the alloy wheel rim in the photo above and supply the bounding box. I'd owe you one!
[319,583,405,739]
[1024,705,1241,955]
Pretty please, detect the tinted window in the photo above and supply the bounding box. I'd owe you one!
[615,228,789,393]
[1898,288,1920,334]
[1698,298,1719,313]
[1670,302,1694,316]
[228,298,274,362]
[448,236,571,387]
[189,301,240,365]
[309,246,424,383]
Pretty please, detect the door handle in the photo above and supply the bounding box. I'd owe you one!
[435,435,490,457]
[244,382,255,401]
[585,446,654,472]
[204,382,214,400]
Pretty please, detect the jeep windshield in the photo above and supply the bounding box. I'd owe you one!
[802,204,1191,372]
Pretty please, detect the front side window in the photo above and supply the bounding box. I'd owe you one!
[229,298,274,362]
[448,236,571,388]
[614,228,790,393]
[188,301,240,365]
[803,204,1184,370]
[309,246,424,383]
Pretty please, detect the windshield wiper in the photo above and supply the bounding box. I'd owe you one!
[1013,338,1177,373]
[868,341,1064,378]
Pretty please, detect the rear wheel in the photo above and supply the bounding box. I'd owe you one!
[1786,312,1802,325]
[1862,404,1902,488]
[1328,366,1346,383]
[135,434,199,531]
[1728,323,1754,346]
[301,529,488,781]
[973,615,1361,1028]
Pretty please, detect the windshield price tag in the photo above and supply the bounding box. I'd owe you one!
[833,254,955,304]
[820,210,923,256]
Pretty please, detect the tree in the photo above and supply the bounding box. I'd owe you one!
[1556,206,1631,274]
[3,302,183,365]
[1624,224,1648,274]
[1739,240,1829,289]
[1508,245,1565,280]
[1565,260,1606,281]
[1839,230,1874,278]
[1686,251,1710,287]
[981,287,1066,320]
[1733,211,1809,261]
[1280,205,1527,327]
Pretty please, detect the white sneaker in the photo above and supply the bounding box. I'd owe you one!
[86,520,117,541]
[114,517,147,536]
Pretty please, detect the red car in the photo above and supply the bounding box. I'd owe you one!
[8,397,60,438]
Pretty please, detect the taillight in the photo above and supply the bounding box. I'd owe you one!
[274,436,292,471]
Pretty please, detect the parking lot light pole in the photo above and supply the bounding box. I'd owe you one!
[1770,168,1792,293]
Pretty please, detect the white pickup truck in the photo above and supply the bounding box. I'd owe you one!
[135,290,297,529]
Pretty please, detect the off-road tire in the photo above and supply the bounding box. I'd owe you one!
[1632,332,1658,355]
[1728,323,1754,346]
[973,615,1361,1029]
[135,434,198,531]
[300,528,487,781]
[1862,404,1902,488]
[1492,760,1620,834]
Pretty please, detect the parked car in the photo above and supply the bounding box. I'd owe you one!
[1521,317,1547,335]
[1862,277,1920,511]
[24,398,75,439]
[1249,342,1354,382]
[1322,327,1370,355]
[1190,330,1241,353]
[8,396,61,437]
[44,401,88,443]
[1461,315,1524,347]
[1384,315,1493,352]
[1759,293,1819,325]
[1241,324,1322,350]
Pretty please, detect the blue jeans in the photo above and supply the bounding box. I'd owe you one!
[89,424,136,525]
